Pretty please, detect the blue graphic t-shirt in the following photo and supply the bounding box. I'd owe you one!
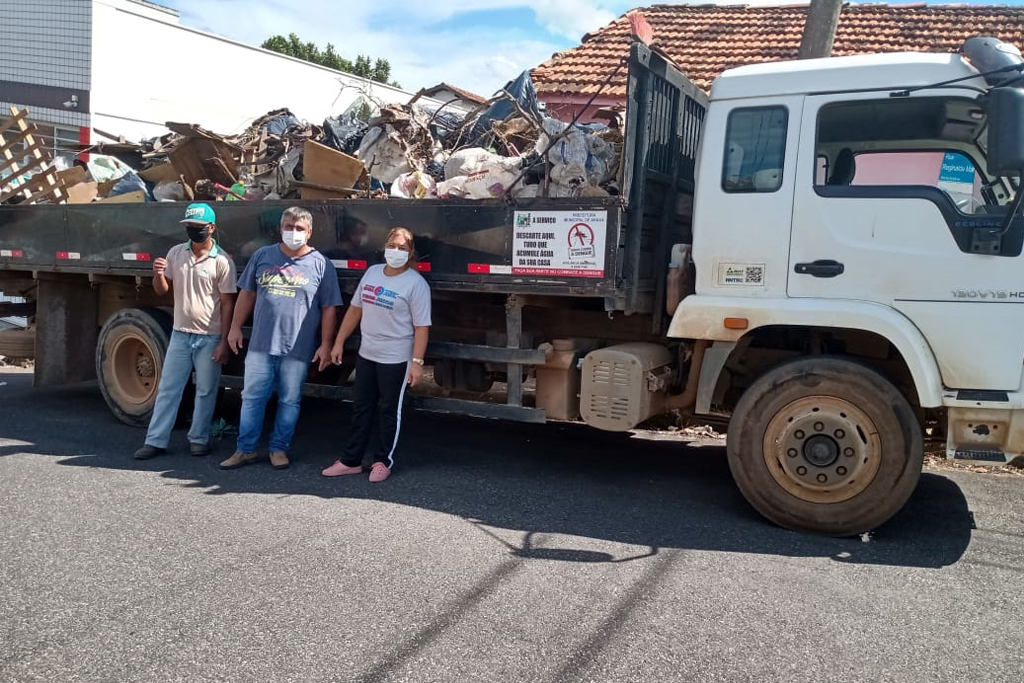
[238,245,343,360]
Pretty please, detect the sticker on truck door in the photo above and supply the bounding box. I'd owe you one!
[717,262,765,286]
[513,210,607,278]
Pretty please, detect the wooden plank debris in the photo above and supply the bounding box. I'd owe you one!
[0,106,68,205]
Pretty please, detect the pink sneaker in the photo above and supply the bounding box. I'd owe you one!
[368,462,391,483]
[321,460,363,477]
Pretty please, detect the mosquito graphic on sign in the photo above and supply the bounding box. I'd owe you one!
[567,223,596,260]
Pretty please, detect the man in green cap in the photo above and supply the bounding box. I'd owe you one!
[134,203,238,460]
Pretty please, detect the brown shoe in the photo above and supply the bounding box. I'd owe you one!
[269,451,290,470]
[220,451,258,470]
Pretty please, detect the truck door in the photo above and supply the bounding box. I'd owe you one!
[788,92,1024,391]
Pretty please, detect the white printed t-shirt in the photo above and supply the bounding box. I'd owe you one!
[353,264,432,364]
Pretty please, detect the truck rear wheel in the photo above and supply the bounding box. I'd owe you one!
[96,307,171,427]
[726,357,922,536]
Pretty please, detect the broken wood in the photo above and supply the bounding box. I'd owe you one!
[0,106,68,205]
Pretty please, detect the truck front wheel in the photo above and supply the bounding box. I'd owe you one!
[726,357,923,536]
[95,307,171,427]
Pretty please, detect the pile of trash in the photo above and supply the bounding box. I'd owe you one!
[15,72,624,206]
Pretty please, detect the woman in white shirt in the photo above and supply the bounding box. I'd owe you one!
[322,227,432,482]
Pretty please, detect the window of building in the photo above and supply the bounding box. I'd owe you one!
[53,126,79,168]
[722,106,788,193]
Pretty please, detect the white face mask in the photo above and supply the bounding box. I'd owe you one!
[385,248,410,269]
[282,230,307,249]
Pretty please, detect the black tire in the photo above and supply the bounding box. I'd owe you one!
[95,307,172,427]
[726,356,923,536]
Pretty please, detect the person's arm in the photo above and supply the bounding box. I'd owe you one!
[313,304,338,371]
[408,325,429,386]
[407,278,432,386]
[152,254,171,295]
[330,305,362,365]
[213,293,236,363]
[227,290,256,353]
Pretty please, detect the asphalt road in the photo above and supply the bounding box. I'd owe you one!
[0,367,1021,683]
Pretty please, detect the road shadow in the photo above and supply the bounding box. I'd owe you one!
[0,373,975,569]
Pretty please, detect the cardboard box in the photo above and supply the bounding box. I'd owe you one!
[301,140,364,198]
[66,181,98,204]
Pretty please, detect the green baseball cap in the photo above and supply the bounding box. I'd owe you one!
[180,202,216,225]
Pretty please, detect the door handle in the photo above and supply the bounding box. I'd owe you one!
[794,260,845,278]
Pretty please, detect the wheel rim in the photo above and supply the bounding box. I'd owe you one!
[762,395,882,504]
[109,333,160,407]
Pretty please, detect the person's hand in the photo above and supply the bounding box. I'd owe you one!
[313,344,332,372]
[212,340,231,364]
[153,257,167,276]
[227,327,244,354]
[408,361,424,386]
[330,343,344,366]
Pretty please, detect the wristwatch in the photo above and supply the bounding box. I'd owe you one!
[411,357,425,366]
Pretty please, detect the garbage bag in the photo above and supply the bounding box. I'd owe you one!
[437,167,519,199]
[357,125,412,184]
[263,112,302,136]
[86,154,133,183]
[153,180,187,202]
[391,171,436,199]
[109,171,150,200]
[463,70,540,147]
[535,117,617,190]
[443,147,521,180]
[321,114,368,156]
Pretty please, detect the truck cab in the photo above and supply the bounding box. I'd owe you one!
[670,38,1024,534]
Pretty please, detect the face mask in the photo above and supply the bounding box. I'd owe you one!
[282,230,307,249]
[385,248,409,268]
[186,224,210,243]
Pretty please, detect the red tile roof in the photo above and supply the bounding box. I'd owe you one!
[532,3,1024,96]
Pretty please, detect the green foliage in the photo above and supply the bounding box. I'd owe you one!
[261,34,395,85]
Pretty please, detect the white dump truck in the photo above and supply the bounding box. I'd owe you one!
[3,36,1023,536]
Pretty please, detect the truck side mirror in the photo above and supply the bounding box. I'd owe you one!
[986,87,1024,177]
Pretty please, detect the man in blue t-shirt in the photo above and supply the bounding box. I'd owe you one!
[220,206,342,470]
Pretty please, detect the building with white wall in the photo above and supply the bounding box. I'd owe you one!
[1,0,434,163]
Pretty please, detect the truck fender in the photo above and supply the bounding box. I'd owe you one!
[667,295,944,408]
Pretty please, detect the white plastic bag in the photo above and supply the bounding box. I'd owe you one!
[391,171,436,199]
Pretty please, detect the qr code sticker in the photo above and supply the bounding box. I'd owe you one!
[745,266,764,284]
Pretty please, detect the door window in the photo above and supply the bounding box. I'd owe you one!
[722,106,788,193]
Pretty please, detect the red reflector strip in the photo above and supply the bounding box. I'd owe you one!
[122,253,151,262]
[468,263,512,275]
[330,259,368,270]
[56,251,81,260]
[415,262,431,272]
[0,249,23,258]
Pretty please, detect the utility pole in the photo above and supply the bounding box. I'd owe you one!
[798,0,843,59]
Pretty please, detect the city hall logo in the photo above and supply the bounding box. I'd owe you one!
[516,213,557,228]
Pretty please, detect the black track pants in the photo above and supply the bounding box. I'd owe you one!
[341,355,409,468]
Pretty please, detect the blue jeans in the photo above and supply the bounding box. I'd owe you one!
[145,330,222,449]
[236,351,309,453]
